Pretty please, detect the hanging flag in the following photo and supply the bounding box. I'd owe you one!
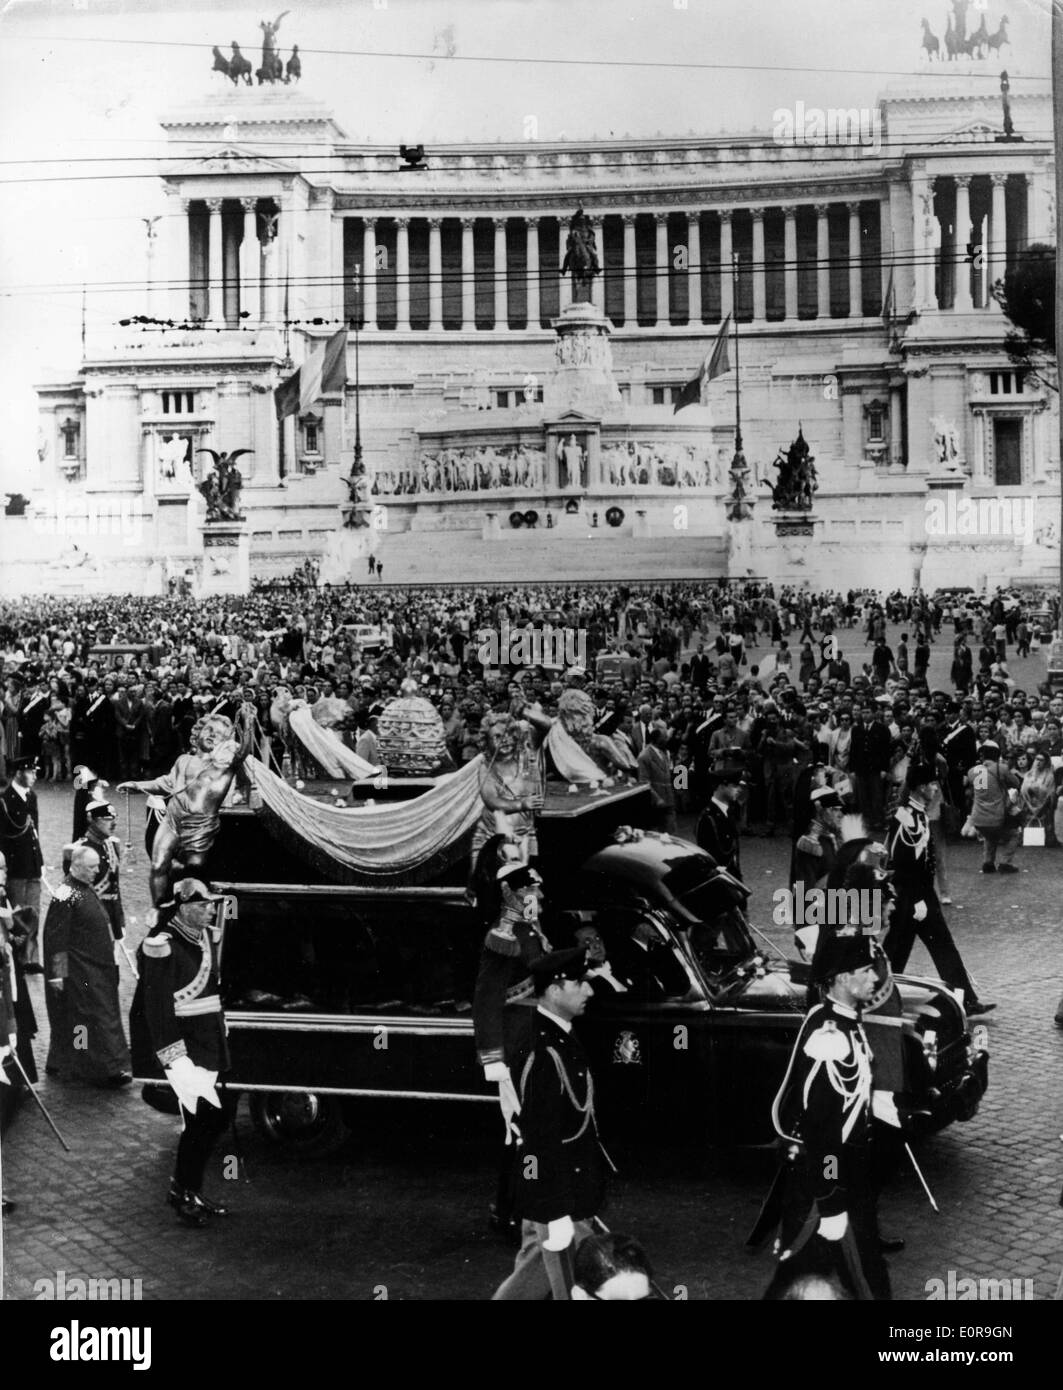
[881,264,895,333]
[275,329,348,421]
[673,314,732,413]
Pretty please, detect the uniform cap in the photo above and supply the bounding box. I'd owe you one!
[86,799,117,819]
[530,946,588,993]
[810,931,875,986]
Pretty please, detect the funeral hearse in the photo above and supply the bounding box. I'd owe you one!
[169,778,989,1156]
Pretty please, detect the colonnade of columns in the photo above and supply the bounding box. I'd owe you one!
[336,202,886,330]
[910,171,1029,312]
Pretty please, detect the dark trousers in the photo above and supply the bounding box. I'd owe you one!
[174,1092,237,1194]
[884,892,978,1005]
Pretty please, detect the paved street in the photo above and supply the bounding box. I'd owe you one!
[3,630,1063,1301]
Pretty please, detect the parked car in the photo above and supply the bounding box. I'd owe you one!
[188,786,989,1156]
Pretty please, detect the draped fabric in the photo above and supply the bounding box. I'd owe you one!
[288,705,380,781]
[544,723,610,783]
[247,754,485,883]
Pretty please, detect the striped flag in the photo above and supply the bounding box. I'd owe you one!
[275,329,348,421]
[673,314,732,413]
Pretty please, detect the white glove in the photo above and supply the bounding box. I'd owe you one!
[872,1089,902,1128]
[913,900,928,922]
[0,1042,10,1081]
[817,1212,849,1242]
[498,1073,522,1146]
[164,1055,221,1117]
[543,1216,575,1251]
[483,1061,510,1084]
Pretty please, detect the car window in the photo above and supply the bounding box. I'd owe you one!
[549,905,693,1002]
[220,894,480,1016]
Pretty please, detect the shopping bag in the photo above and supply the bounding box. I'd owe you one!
[1022,819,1045,848]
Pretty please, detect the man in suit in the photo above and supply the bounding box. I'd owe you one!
[823,650,853,686]
[630,704,654,756]
[940,702,977,821]
[849,706,891,830]
[636,723,676,834]
[493,947,611,1300]
[689,644,713,693]
[80,677,115,777]
[0,756,44,971]
[695,752,746,881]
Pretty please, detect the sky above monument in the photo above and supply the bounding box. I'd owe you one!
[0,0,1052,492]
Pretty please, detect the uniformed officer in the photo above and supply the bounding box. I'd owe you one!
[695,751,746,881]
[885,761,994,1017]
[766,932,891,1301]
[473,856,551,1235]
[129,877,235,1229]
[493,946,614,1301]
[63,799,125,941]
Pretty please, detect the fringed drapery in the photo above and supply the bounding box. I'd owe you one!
[544,723,610,783]
[288,705,380,781]
[246,754,484,884]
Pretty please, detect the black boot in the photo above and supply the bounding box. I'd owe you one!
[167,1182,211,1228]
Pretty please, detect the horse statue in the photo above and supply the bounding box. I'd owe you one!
[920,18,940,60]
[285,45,301,82]
[765,428,818,512]
[211,42,252,85]
[965,14,989,58]
[258,11,289,84]
[986,15,1009,55]
[560,206,600,304]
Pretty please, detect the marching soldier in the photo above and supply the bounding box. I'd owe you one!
[129,877,236,1229]
[885,761,994,1017]
[473,857,551,1235]
[63,799,126,942]
[0,755,44,971]
[493,946,614,1301]
[765,932,891,1301]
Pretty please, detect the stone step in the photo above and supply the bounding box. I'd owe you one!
[369,530,728,583]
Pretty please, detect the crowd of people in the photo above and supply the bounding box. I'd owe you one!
[1,572,1060,1295]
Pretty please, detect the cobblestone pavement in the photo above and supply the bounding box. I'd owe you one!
[3,630,1062,1301]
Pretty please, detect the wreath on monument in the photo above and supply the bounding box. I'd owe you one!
[605,506,625,528]
[509,511,525,528]
[523,510,540,528]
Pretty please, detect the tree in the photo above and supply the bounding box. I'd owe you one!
[991,242,1058,392]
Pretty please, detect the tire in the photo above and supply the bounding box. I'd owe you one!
[248,1091,350,1158]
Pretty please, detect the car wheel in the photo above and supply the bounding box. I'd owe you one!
[248,1091,350,1158]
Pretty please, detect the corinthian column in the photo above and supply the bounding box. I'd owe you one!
[953,177,973,311]
[527,218,541,328]
[719,210,733,320]
[751,208,766,321]
[590,215,604,313]
[622,214,637,325]
[814,203,830,320]
[461,217,475,330]
[207,197,224,327]
[654,213,669,326]
[989,173,1007,307]
[428,217,443,331]
[847,200,863,317]
[687,212,702,325]
[240,198,259,326]
[362,219,377,329]
[782,205,798,320]
[395,217,411,330]
[493,217,507,329]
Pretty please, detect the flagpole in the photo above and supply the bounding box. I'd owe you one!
[732,251,742,455]
[352,263,363,477]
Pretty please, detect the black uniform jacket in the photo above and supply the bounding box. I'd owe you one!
[130,917,229,1076]
[695,798,742,880]
[510,1010,608,1225]
[0,785,43,880]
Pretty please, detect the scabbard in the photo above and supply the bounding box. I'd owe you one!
[746,1157,789,1249]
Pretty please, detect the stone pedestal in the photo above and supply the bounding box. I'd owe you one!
[546,301,622,417]
[199,521,250,596]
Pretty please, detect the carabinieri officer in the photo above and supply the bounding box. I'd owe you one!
[129,877,235,1229]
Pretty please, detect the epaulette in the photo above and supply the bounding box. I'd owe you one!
[893,806,915,831]
[484,925,521,958]
[143,932,172,959]
[802,1018,850,1063]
